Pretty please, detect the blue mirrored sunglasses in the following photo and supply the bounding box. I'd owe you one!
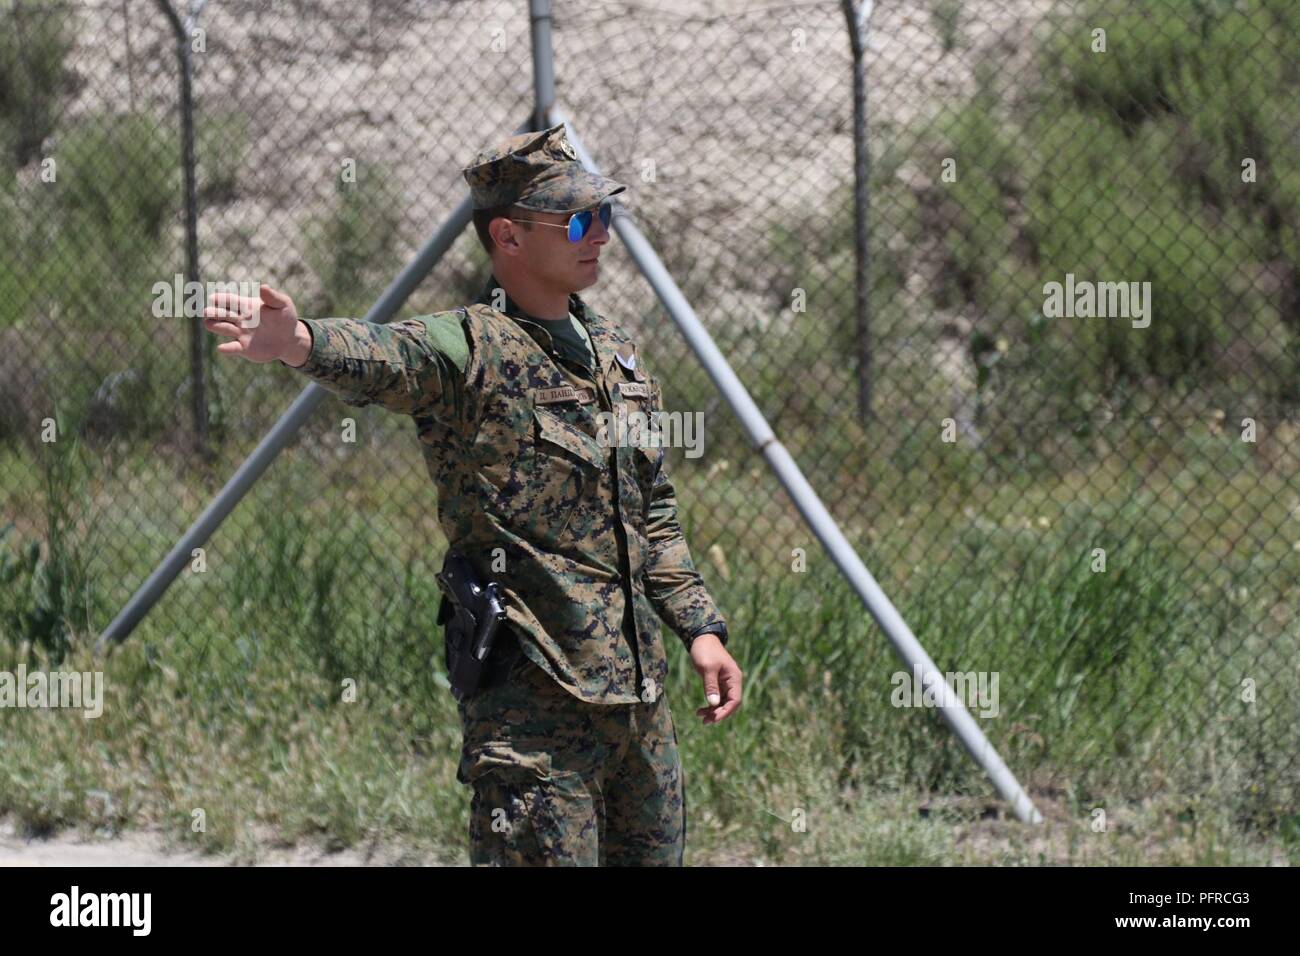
[509,202,613,242]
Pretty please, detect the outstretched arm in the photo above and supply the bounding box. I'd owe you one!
[204,284,468,416]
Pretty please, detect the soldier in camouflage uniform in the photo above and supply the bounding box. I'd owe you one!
[202,123,743,865]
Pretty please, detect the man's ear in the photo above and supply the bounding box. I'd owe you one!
[488,215,521,255]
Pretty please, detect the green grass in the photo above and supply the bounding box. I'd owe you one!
[0,429,104,662]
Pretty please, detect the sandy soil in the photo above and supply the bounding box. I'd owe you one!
[0,820,446,866]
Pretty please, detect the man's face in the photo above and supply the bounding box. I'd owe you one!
[492,203,610,293]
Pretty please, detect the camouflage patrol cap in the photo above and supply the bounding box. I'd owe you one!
[462,122,627,214]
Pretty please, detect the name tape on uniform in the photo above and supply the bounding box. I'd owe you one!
[617,382,650,399]
[535,385,597,406]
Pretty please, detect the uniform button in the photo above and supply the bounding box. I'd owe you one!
[611,573,622,586]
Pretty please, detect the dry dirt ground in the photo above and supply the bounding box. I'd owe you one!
[0,821,447,866]
[0,824,766,866]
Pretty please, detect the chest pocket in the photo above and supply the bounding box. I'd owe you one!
[534,406,606,470]
[613,377,664,501]
[493,405,607,547]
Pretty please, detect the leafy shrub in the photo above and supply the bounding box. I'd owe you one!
[0,428,101,659]
[0,0,78,168]
[304,165,404,317]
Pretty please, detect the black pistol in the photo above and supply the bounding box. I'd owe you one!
[435,550,507,701]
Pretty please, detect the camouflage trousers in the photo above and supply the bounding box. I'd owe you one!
[455,632,686,866]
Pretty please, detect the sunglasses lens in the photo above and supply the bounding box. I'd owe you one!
[568,211,590,242]
[568,204,613,242]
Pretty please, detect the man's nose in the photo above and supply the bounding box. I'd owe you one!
[587,211,610,246]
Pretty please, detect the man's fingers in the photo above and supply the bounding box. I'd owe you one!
[713,702,740,722]
[215,340,246,355]
[203,317,242,338]
[721,664,742,705]
[696,698,739,724]
[702,670,721,708]
[260,283,290,309]
[696,703,734,723]
[207,291,256,313]
[696,662,742,724]
[714,681,742,718]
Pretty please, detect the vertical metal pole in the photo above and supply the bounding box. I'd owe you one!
[179,41,209,462]
[842,0,874,422]
[121,0,139,112]
[529,0,556,130]
[156,0,213,464]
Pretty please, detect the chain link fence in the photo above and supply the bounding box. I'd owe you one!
[2,0,1297,841]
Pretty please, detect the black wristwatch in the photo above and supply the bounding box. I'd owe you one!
[687,621,728,650]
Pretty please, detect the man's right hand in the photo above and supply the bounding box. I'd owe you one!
[203,284,311,366]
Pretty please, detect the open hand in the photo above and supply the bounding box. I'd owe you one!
[203,284,304,364]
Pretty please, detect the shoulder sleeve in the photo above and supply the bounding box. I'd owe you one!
[288,310,470,417]
[414,311,470,374]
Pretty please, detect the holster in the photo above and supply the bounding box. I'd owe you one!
[435,550,508,702]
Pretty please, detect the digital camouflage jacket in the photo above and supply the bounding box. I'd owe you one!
[289,274,724,704]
